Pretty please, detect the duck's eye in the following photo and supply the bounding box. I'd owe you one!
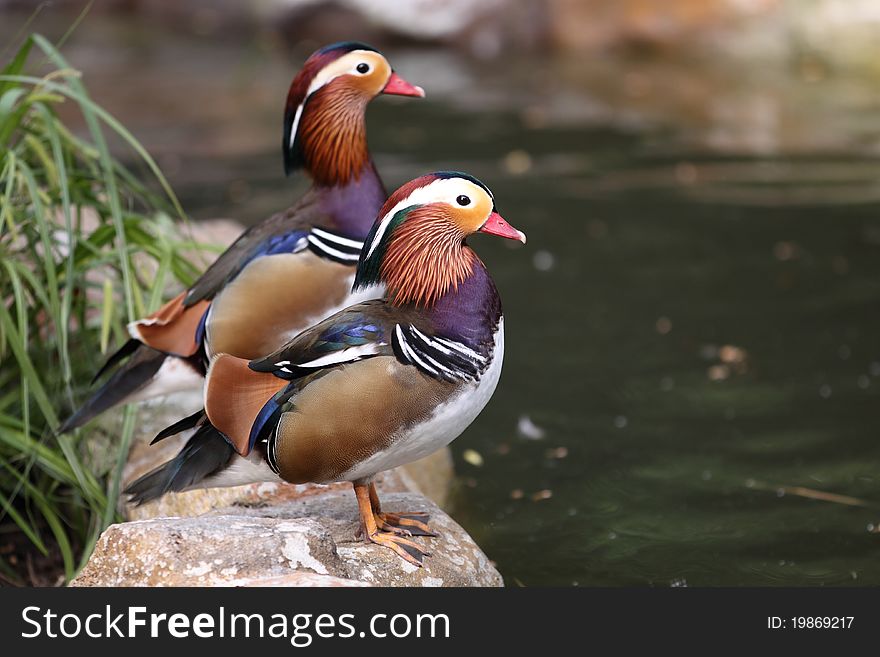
[456,195,471,206]
[356,63,370,74]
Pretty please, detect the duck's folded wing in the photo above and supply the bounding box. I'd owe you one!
[247,300,402,379]
[127,194,323,357]
[204,303,395,455]
[183,192,324,306]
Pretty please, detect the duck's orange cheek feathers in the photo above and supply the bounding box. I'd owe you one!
[451,193,494,235]
[357,59,392,97]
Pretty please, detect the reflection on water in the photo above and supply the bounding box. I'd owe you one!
[9,14,880,586]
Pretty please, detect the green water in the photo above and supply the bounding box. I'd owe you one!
[454,155,880,587]
[190,77,880,586]
[204,87,880,585]
[17,15,880,586]
[239,100,880,586]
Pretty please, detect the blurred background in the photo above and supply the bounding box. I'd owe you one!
[2,0,880,586]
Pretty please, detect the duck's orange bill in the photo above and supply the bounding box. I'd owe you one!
[479,211,527,244]
[382,72,425,98]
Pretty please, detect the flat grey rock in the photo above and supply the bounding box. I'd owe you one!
[73,492,502,587]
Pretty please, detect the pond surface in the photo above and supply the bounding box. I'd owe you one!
[12,14,880,586]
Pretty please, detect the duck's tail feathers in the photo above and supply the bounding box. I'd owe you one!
[90,338,141,384]
[58,344,168,434]
[124,420,235,505]
[151,408,207,445]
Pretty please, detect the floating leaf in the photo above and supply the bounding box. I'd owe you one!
[462,449,484,467]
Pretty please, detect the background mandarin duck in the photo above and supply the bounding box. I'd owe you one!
[126,172,526,565]
[59,41,424,432]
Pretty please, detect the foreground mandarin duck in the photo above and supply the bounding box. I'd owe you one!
[125,172,526,565]
[59,41,424,432]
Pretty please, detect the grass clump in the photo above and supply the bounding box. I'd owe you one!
[0,34,213,585]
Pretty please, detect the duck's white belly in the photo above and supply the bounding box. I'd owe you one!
[341,320,505,482]
[200,451,282,489]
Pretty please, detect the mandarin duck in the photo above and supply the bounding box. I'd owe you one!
[60,42,424,432]
[125,172,526,565]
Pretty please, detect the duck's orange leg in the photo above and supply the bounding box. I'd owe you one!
[354,483,429,567]
[368,482,435,537]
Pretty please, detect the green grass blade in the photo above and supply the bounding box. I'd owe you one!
[0,35,33,96]
[0,488,49,556]
[27,39,135,323]
[99,278,113,353]
[0,32,213,583]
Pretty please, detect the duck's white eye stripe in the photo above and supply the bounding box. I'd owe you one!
[366,213,399,259]
[288,104,305,149]
[289,49,377,150]
[366,178,490,258]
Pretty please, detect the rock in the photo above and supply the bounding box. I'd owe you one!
[232,573,372,587]
[77,386,491,587]
[544,0,778,52]
[73,492,502,587]
[72,516,347,587]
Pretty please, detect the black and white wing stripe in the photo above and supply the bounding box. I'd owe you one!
[266,433,280,474]
[307,227,363,265]
[392,324,489,383]
[271,342,384,378]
